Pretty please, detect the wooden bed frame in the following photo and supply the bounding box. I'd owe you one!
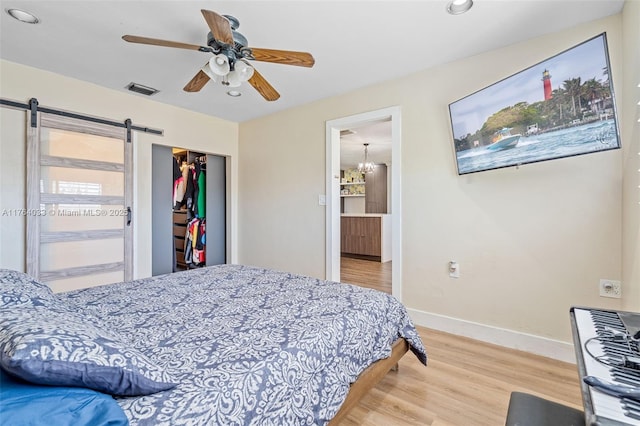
[328,338,410,424]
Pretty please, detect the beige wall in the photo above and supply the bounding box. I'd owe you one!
[238,104,329,275]
[621,0,640,311]
[239,14,631,344]
[0,61,239,286]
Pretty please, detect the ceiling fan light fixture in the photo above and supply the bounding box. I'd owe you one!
[123,9,313,101]
[227,90,242,97]
[201,63,219,83]
[226,73,241,87]
[226,60,254,87]
[446,0,473,15]
[208,54,230,76]
[235,60,254,81]
[6,8,39,24]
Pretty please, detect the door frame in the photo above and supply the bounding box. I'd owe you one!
[325,106,402,300]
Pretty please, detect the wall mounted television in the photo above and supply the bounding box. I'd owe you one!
[448,33,621,175]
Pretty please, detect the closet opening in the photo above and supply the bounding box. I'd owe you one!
[172,149,208,271]
[152,145,227,276]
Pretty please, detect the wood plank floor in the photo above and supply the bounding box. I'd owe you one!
[339,257,583,425]
[340,256,392,294]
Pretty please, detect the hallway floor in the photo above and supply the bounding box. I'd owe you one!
[340,256,391,294]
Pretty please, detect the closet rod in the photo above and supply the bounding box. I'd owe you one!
[0,97,164,138]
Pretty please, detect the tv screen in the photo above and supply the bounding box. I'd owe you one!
[448,33,621,175]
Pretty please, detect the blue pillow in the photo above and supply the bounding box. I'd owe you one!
[0,269,57,308]
[0,368,129,425]
[0,303,176,396]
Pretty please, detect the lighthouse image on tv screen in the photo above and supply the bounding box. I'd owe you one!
[448,33,620,175]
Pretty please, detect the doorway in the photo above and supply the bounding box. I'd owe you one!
[325,106,402,300]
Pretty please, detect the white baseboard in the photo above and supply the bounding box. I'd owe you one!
[408,308,576,364]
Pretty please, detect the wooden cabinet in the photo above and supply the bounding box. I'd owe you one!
[365,164,387,213]
[173,210,188,269]
[341,216,381,258]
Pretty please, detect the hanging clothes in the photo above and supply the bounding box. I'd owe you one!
[193,218,206,265]
[173,157,181,181]
[184,167,196,219]
[196,167,206,218]
[185,217,206,267]
[173,176,185,209]
[192,161,202,218]
[183,222,193,266]
[174,162,191,209]
[172,157,184,209]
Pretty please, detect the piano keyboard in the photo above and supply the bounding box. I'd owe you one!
[572,308,640,425]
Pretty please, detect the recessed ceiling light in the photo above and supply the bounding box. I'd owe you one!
[5,8,39,24]
[447,0,473,15]
[227,90,241,97]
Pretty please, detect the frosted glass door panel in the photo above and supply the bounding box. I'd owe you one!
[41,239,124,270]
[41,167,124,196]
[41,128,124,163]
[41,205,126,232]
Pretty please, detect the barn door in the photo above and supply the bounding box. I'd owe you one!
[27,112,133,292]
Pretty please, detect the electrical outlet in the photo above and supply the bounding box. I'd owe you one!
[599,279,621,298]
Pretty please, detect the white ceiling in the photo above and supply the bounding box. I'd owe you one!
[0,1,624,165]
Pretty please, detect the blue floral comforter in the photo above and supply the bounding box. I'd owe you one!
[60,264,427,425]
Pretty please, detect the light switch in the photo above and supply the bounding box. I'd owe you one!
[318,195,326,206]
[449,261,460,278]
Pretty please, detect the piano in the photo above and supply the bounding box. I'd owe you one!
[570,307,640,425]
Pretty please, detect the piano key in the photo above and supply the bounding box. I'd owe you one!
[573,308,640,424]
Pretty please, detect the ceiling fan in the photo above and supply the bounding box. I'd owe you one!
[122,9,315,101]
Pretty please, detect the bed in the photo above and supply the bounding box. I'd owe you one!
[0,265,427,425]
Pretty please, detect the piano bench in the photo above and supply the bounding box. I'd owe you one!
[505,392,585,426]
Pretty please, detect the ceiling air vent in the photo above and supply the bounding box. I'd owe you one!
[126,82,159,96]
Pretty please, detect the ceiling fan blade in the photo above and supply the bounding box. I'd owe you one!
[248,68,280,101]
[122,35,206,51]
[201,9,234,46]
[249,48,315,68]
[183,69,211,92]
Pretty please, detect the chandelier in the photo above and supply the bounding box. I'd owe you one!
[357,143,376,174]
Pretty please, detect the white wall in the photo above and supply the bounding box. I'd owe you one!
[239,14,631,348]
[343,197,365,214]
[0,61,239,287]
